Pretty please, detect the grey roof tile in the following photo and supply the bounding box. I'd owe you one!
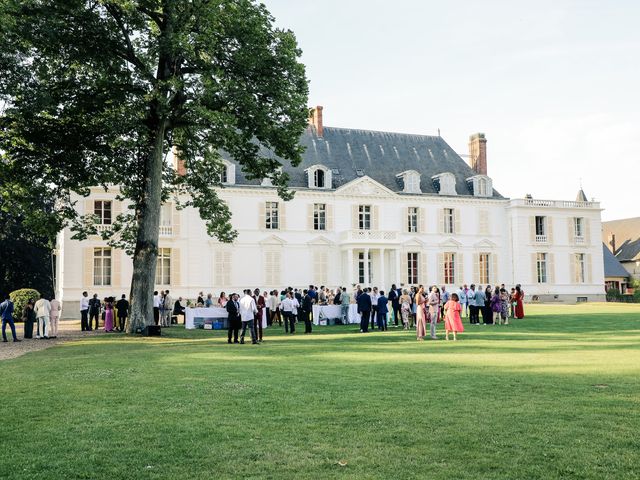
[602,243,630,278]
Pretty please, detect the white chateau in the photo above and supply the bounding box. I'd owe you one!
[55,106,605,316]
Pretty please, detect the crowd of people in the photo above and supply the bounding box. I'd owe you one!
[197,282,526,345]
[1,281,525,343]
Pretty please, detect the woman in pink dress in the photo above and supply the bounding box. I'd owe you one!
[415,286,427,341]
[444,293,464,341]
[104,297,115,332]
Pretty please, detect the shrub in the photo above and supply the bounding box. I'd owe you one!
[9,288,40,321]
[606,288,622,302]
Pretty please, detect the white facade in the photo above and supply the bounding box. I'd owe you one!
[55,177,605,318]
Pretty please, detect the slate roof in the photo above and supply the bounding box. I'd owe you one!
[576,189,588,202]
[602,217,640,262]
[226,126,502,198]
[602,243,630,278]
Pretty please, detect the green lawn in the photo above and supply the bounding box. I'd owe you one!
[2,303,639,479]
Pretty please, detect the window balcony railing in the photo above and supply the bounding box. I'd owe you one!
[535,234,548,243]
[95,224,111,233]
[573,235,585,244]
[340,230,398,243]
[159,225,173,236]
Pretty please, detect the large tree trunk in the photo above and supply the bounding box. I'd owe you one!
[127,119,167,333]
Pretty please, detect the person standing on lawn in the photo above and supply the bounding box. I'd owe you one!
[34,294,51,339]
[49,296,61,339]
[88,293,101,330]
[22,299,36,339]
[357,286,372,333]
[1,295,20,343]
[427,286,440,340]
[226,293,241,344]
[239,289,258,345]
[444,293,464,341]
[253,288,265,342]
[80,291,90,331]
[116,294,129,332]
[376,291,389,331]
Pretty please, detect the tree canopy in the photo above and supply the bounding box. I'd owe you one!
[0,0,309,331]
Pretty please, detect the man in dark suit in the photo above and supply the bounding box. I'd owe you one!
[301,289,313,334]
[356,289,372,333]
[88,293,101,330]
[115,294,129,332]
[388,284,401,326]
[226,293,241,344]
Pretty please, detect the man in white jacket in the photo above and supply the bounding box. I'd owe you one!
[239,289,258,344]
[34,294,52,339]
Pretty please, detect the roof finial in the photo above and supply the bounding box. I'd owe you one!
[437,128,441,137]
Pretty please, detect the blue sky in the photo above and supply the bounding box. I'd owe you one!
[264,0,639,221]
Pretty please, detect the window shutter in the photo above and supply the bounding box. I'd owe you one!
[172,205,181,237]
[479,210,489,235]
[547,253,555,284]
[531,253,538,283]
[473,253,480,283]
[438,209,444,234]
[400,251,408,286]
[112,200,122,220]
[84,248,93,287]
[489,253,500,286]
[584,219,591,246]
[420,252,428,285]
[326,204,334,231]
[85,199,94,217]
[456,253,464,286]
[418,207,425,234]
[437,252,444,285]
[529,216,536,243]
[307,203,314,231]
[372,205,379,230]
[567,218,574,246]
[547,217,554,244]
[112,249,121,288]
[569,253,576,284]
[215,250,231,288]
[259,202,266,230]
[313,249,328,285]
[403,207,409,233]
[454,209,461,235]
[352,205,359,230]
[586,254,592,283]
[279,202,286,231]
[171,248,181,286]
[265,250,282,286]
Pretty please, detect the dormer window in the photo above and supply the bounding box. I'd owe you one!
[466,175,492,198]
[306,165,332,189]
[219,159,236,185]
[396,170,421,194]
[432,172,457,196]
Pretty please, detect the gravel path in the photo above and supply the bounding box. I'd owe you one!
[0,320,112,361]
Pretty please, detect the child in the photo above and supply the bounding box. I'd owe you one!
[444,293,464,341]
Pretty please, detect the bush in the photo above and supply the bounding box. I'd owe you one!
[9,288,40,321]
[606,288,622,302]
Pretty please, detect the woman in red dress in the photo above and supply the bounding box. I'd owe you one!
[514,284,525,319]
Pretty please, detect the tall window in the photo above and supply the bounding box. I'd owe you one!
[404,172,420,193]
[94,201,112,225]
[407,207,418,233]
[444,208,455,234]
[536,253,548,283]
[93,247,112,286]
[313,203,326,231]
[407,252,418,284]
[479,253,490,284]
[265,202,279,230]
[574,217,584,239]
[358,251,372,284]
[155,248,171,285]
[314,169,325,188]
[535,216,546,238]
[575,253,585,283]
[220,167,228,183]
[477,178,488,196]
[444,252,455,284]
[358,205,371,230]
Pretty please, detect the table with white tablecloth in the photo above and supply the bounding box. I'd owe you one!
[185,307,267,329]
[312,304,360,325]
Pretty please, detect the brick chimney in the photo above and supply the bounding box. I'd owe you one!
[608,233,616,254]
[309,105,324,137]
[172,146,186,176]
[468,133,487,175]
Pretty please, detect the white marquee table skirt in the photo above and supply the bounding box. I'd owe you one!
[312,304,360,325]
[185,307,267,329]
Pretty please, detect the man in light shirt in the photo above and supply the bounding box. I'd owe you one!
[34,294,52,339]
[279,291,298,334]
[239,289,258,344]
[80,291,90,331]
[153,291,160,325]
[49,296,61,339]
[457,285,468,318]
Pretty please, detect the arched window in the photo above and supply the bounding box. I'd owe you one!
[306,165,331,189]
[314,168,325,188]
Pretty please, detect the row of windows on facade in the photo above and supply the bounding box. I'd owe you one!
[90,247,591,288]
